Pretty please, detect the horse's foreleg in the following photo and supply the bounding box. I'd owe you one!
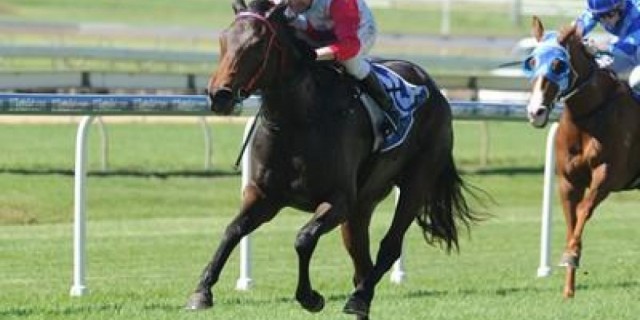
[186,185,281,310]
[344,191,417,318]
[294,196,347,313]
[557,177,583,298]
[564,190,609,298]
[560,166,610,299]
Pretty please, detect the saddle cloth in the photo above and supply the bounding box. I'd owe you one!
[359,62,429,152]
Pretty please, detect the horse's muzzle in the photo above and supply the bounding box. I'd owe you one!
[207,88,236,115]
[528,106,550,128]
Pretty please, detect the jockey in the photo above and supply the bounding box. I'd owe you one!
[284,0,400,132]
[575,0,640,91]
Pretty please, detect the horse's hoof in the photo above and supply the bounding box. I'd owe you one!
[296,290,325,313]
[562,289,575,300]
[343,295,370,318]
[185,291,214,310]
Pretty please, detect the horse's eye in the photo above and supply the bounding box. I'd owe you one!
[524,57,536,72]
[551,59,568,75]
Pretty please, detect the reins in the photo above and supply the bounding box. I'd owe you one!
[229,9,298,170]
[230,11,282,171]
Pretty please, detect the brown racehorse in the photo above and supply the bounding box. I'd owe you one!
[185,0,481,318]
[525,16,640,298]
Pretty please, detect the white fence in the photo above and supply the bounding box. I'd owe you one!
[368,0,583,34]
[369,0,583,15]
[0,44,510,74]
[0,93,561,296]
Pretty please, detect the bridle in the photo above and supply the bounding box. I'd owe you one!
[556,42,598,103]
[526,34,600,111]
[232,11,287,99]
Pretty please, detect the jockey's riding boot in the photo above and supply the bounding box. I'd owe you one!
[360,72,399,133]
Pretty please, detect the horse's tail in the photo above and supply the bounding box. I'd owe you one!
[416,154,485,252]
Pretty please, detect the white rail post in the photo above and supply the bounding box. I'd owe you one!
[390,187,406,284]
[441,0,451,36]
[70,115,96,296]
[199,116,213,170]
[236,116,257,290]
[537,122,559,278]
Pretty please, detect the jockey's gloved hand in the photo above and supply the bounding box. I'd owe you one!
[595,53,614,68]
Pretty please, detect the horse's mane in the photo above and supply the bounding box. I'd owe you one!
[557,24,599,62]
[556,21,630,97]
[557,24,579,45]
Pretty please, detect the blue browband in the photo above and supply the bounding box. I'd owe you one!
[523,32,572,93]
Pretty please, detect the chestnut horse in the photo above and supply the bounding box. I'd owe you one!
[524,17,640,298]
[185,1,481,318]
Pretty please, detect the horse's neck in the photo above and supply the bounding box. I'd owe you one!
[564,70,621,120]
[260,66,315,127]
[260,61,351,129]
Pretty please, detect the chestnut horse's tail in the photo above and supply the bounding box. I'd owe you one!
[416,154,483,252]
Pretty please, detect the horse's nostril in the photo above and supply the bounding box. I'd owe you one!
[209,88,233,102]
[208,88,235,114]
[535,108,546,117]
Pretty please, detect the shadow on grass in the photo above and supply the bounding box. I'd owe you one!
[2,280,638,317]
[402,279,640,299]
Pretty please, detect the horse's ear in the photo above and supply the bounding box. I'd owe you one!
[232,0,247,14]
[574,23,584,39]
[532,16,544,42]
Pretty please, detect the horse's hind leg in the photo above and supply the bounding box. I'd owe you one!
[344,137,455,317]
[341,202,375,287]
[186,185,282,310]
[294,194,349,313]
[343,151,440,318]
[341,202,376,320]
[343,185,420,318]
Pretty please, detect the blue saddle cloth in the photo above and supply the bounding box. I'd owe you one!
[369,63,429,152]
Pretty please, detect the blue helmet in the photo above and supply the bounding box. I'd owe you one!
[587,0,623,14]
